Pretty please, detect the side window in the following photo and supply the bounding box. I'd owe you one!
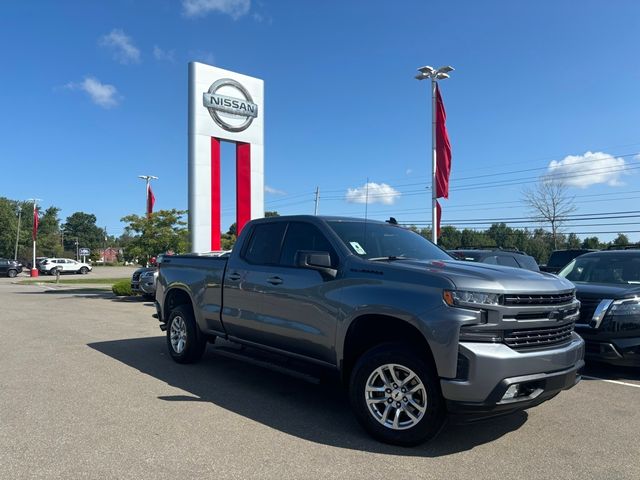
[242,222,287,265]
[279,222,337,267]
[497,255,519,268]
[0,260,7,266]
[483,255,498,265]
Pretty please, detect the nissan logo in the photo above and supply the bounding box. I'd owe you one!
[203,78,258,132]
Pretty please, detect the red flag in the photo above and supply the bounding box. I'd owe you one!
[146,183,155,217]
[33,206,39,240]
[435,84,452,199]
[436,201,442,238]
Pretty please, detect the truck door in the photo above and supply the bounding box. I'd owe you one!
[224,220,341,365]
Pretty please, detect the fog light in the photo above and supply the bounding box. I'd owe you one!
[502,384,520,400]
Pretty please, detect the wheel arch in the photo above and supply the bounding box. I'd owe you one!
[163,286,196,324]
[340,314,436,383]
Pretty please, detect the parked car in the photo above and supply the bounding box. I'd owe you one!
[131,267,157,300]
[559,248,640,367]
[156,215,584,446]
[540,249,596,274]
[448,248,540,271]
[39,258,92,275]
[0,258,23,278]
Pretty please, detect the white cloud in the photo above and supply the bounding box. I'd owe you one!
[405,168,413,175]
[153,45,175,62]
[345,182,401,205]
[99,29,141,64]
[66,77,120,108]
[264,185,286,195]
[545,151,629,188]
[183,0,250,19]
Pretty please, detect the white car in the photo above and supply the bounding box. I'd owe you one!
[39,258,92,275]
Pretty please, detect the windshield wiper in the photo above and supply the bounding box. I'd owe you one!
[368,256,414,262]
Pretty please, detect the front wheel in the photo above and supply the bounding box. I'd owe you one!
[7,269,17,278]
[79,267,89,274]
[166,305,207,364]
[349,343,445,446]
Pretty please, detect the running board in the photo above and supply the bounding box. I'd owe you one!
[210,343,322,385]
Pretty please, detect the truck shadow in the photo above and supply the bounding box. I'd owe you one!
[87,336,527,457]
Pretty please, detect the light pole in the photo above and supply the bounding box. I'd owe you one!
[26,198,42,277]
[138,175,158,217]
[14,205,22,261]
[415,65,454,244]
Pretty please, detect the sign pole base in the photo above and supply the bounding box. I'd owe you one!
[30,268,39,278]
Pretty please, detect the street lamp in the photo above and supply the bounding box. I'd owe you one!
[415,65,454,244]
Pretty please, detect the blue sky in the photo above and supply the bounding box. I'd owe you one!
[2,0,640,241]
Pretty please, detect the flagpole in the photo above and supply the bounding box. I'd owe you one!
[415,65,453,245]
[28,198,42,278]
[431,78,438,244]
[138,175,158,217]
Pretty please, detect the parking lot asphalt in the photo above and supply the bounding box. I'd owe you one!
[1,281,639,480]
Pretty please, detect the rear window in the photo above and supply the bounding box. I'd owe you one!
[548,251,587,268]
[516,255,540,271]
[242,222,287,265]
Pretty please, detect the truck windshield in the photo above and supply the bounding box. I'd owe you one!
[559,255,640,285]
[327,221,451,262]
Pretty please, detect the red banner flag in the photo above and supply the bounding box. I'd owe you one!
[33,206,39,240]
[435,83,452,199]
[147,183,155,217]
[436,200,442,238]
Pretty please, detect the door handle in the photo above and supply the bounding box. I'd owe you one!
[267,276,283,285]
[227,272,241,281]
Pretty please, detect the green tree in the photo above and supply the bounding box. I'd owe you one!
[582,236,601,249]
[62,212,104,254]
[612,233,629,247]
[37,207,63,258]
[566,233,581,249]
[120,209,189,265]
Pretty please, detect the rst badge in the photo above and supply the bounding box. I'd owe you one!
[203,78,258,132]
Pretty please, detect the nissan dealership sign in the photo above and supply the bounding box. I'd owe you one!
[188,62,265,253]
[203,78,258,132]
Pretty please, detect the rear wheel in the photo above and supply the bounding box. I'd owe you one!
[349,343,445,446]
[166,305,207,364]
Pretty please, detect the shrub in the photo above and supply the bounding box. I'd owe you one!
[112,279,133,296]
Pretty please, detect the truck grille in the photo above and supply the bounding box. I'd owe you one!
[504,322,575,350]
[504,292,575,306]
[132,272,141,282]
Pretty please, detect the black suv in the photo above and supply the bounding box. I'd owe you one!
[0,258,23,278]
[559,248,640,366]
[448,248,540,271]
[540,249,596,274]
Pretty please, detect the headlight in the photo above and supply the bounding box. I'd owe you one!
[600,297,640,332]
[443,290,502,308]
[609,298,640,316]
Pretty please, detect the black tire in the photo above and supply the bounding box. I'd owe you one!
[349,342,445,446]
[166,305,207,364]
[7,269,17,278]
[79,267,89,274]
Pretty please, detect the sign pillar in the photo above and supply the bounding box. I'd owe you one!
[188,62,264,253]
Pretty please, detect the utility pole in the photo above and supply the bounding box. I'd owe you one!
[415,65,454,244]
[314,187,320,215]
[14,205,22,260]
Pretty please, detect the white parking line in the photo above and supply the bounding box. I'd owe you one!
[583,375,640,388]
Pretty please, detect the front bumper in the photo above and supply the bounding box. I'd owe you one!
[441,333,585,414]
[576,327,640,366]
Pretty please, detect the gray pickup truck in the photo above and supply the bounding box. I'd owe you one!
[155,215,584,446]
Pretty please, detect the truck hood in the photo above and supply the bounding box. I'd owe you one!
[574,282,640,300]
[384,258,575,293]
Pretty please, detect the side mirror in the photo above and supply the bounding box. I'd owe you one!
[295,250,337,278]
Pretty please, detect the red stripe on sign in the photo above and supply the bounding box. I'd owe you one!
[236,142,251,236]
[211,137,221,251]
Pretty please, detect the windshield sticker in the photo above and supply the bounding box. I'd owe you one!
[350,242,366,255]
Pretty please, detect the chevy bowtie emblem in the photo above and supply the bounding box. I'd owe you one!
[203,78,258,132]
